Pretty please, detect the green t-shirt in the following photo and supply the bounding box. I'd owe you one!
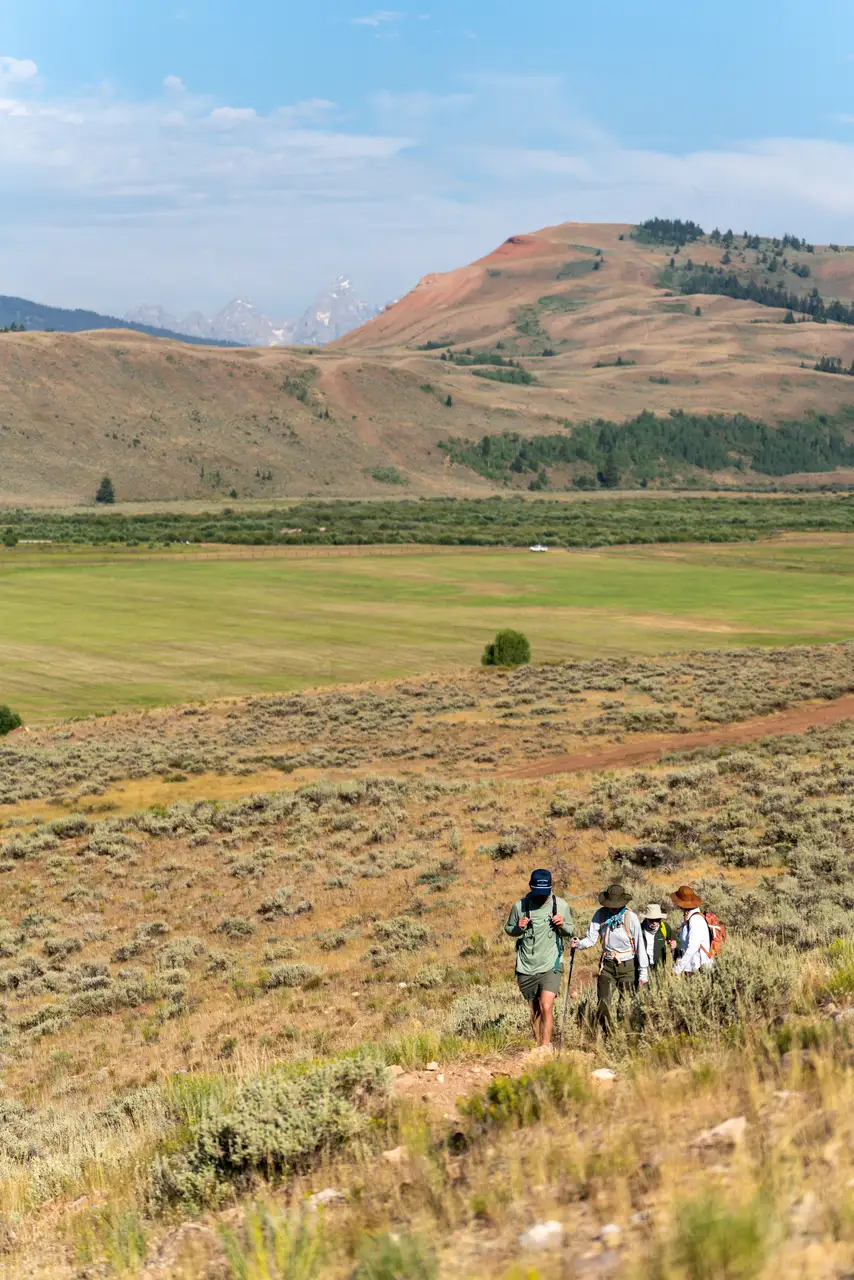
[505,894,573,976]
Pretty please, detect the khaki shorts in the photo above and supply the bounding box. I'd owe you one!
[516,969,561,1001]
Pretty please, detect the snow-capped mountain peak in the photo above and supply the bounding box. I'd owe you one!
[124,275,381,348]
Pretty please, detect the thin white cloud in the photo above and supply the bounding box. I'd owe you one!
[209,105,258,126]
[163,74,186,92]
[0,56,37,85]
[0,98,29,117]
[351,10,403,26]
[1,66,854,318]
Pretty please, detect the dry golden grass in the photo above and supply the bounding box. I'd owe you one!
[7,221,854,503]
[0,639,853,1274]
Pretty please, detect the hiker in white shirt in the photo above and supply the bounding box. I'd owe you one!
[572,883,647,1031]
[670,885,714,974]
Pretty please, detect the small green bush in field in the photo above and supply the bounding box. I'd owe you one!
[481,630,531,668]
[220,1204,323,1280]
[653,1191,772,1280]
[150,1052,391,1208]
[821,938,854,1000]
[353,1232,437,1280]
[459,1060,589,1132]
[0,705,22,737]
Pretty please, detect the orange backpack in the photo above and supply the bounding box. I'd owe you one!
[701,911,726,959]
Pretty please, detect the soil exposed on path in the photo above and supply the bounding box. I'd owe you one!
[503,693,854,779]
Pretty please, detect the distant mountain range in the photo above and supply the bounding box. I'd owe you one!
[124,277,383,348]
[0,296,238,346]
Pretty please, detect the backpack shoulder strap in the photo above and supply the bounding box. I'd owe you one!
[699,911,713,957]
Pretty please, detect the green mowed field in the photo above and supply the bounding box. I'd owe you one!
[3,540,854,721]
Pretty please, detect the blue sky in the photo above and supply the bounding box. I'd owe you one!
[1,0,854,318]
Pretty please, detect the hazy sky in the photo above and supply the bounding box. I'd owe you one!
[1,0,853,318]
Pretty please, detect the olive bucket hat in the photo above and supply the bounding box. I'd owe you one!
[598,883,631,909]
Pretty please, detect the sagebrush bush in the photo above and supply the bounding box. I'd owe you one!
[372,916,430,952]
[446,984,529,1041]
[262,963,323,989]
[150,1053,391,1207]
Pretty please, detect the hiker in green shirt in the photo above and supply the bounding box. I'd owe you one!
[505,868,573,1047]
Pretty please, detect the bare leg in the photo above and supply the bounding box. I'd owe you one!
[538,990,556,1046]
[529,996,541,1044]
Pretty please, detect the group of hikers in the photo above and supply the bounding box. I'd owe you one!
[505,868,724,1045]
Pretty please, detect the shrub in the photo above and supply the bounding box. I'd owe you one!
[446,984,529,1040]
[614,842,683,869]
[0,706,22,737]
[372,916,430,952]
[220,1204,323,1280]
[215,916,255,939]
[653,1191,772,1280]
[353,1232,437,1280]
[459,1060,589,1131]
[262,963,323,989]
[150,1053,391,1207]
[481,630,531,668]
[257,888,313,920]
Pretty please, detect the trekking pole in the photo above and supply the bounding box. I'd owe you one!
[557,947,576,1060]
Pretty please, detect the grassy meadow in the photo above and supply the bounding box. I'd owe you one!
[3,537,854,721]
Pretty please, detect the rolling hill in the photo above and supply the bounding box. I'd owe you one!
[7,220,854,505]
[0,294,240,346]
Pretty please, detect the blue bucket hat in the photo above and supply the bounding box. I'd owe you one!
[529,868,553,894]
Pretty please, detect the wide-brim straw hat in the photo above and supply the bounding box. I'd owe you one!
[641,903,666,921]
[599,883,631,909]
[671,885,702,910]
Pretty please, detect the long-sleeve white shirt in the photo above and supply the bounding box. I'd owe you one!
[673,909,713,975]
[574,908,649,983]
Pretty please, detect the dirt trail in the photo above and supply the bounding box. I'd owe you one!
[391,1045,594,1117]
[504,693,854,780]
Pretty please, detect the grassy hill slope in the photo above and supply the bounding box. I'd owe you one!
[7,221,854,502]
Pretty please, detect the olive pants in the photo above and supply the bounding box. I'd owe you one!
[597,956,636,1032]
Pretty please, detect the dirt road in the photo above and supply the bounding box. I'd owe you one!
[504,693,854,779]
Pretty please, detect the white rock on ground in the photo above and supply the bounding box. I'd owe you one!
[519,1221,565,1250]
[306,1188,345,1210]
[691,1116,747,1149]
[382,1145,409,1166]
[590,1068,617,1082]
[598,1223,622,1247]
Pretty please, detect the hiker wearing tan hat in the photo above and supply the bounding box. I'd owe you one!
[639,903,673,975]
[670,885,715,974]
[572,883,648,1031]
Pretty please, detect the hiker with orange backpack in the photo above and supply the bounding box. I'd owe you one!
[670,885,725,973]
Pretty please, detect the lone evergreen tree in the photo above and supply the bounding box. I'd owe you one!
[600,452,620,488]
[2,528,17,548]
[95,476,116,504]
[482,630,531,668]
